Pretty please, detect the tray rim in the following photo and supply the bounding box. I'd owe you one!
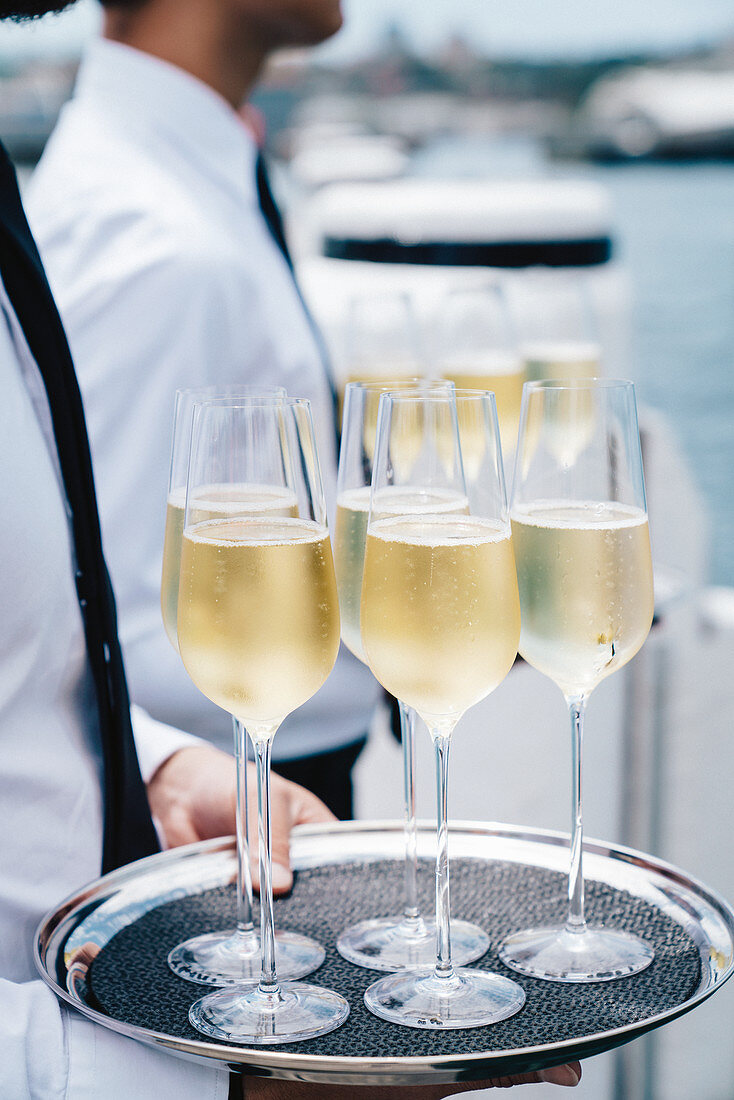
[34,820,734,1084]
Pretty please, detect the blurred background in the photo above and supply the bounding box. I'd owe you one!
[2,0,733,583]
[3,2,734,1097]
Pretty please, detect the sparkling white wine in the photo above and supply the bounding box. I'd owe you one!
[161,487,187,649]
[334,486,469,663]
[441,351,525,461]
[360,514,520,727]
[178,516,339,729]
[160,484,298,650]
[333,487,371,663]
[512,500,653,696]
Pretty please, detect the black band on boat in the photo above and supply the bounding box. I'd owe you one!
[323,236,613,268]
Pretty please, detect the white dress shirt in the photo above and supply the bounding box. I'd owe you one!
[27,38,380,761]
[0,278,227,1098]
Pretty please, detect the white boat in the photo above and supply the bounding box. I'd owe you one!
[295,176,631,376]
[578,68,734,159]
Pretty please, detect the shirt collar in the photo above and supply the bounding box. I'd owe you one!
[73,38,259,205]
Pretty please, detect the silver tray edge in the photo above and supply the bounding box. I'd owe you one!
[34,820,734,1084]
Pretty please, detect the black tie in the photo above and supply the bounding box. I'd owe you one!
[255,152,341,442]
[0,143,159,874]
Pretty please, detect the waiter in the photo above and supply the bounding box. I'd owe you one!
[11,0,579,1093]
[28,0,380,819]
[0,10,335,1100]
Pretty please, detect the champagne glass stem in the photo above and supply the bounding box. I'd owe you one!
[233,717,257,946]
[565,694,588,935]
[399,700,423,927]
[252,729,281,998]
[431,727,458,983]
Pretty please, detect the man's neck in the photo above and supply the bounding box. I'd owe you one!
[103,5,266,109]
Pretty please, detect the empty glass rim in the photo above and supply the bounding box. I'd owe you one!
[176,384,287,398]
[524,377,634,392]
[190,395,308,410]
[344,377,447,391]
[378,388,496,403]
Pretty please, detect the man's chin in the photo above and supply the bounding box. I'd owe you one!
[0,0,77,19]
[287,1,343,47]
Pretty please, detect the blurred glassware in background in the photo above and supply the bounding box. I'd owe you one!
[336,290,424,426]
[434,281,525,464]
[512,269,602,385]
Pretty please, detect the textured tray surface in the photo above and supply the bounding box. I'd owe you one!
[89,857,700,1057]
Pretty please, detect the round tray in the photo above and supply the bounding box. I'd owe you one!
[35,821,734,1085]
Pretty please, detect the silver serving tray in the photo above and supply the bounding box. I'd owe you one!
[35,821,734,1085]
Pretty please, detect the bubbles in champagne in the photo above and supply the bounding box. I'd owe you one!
[512,500,653,695]
[334,486,470,664]
[160,483,298,650]
[177,516,340,728]
[361,513,520,727]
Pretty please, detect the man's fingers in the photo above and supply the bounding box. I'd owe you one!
[247,771,308,895]
[271,861,293,894]
[246,770,336,896]
[243,1064,582,1099]
[539,1063,582,1086]
[68,941,101,969]
[291,784,338,826]
[397,1062,581,1094]
[441,1063,581,1090]
[156,806,201,849]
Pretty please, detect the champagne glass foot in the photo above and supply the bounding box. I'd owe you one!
[168,930,325,986]
[189,981,350,1044]
[337,915,489,973]
[498,925,654,982]
[364,966,525,1029]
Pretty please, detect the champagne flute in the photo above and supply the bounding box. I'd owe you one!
[499,378,655,982]
[335,380,489,972]
[360,390,526,1027]
[179,398,348,1042]
[436,282,525,465]
[164,387,324,987]
[164,388,321,986]
[515,270,601,383]
[161,386,286,651]
[513,273,602,471]
[335,290,424,426]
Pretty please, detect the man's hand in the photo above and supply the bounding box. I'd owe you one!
[242,1063,581,1097]
[146,744,336,893]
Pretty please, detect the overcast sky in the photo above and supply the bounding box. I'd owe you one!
[0,0,732,62]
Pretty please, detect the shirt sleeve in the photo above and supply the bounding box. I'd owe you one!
[131,702,205,785]
[0,976,229,1100]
